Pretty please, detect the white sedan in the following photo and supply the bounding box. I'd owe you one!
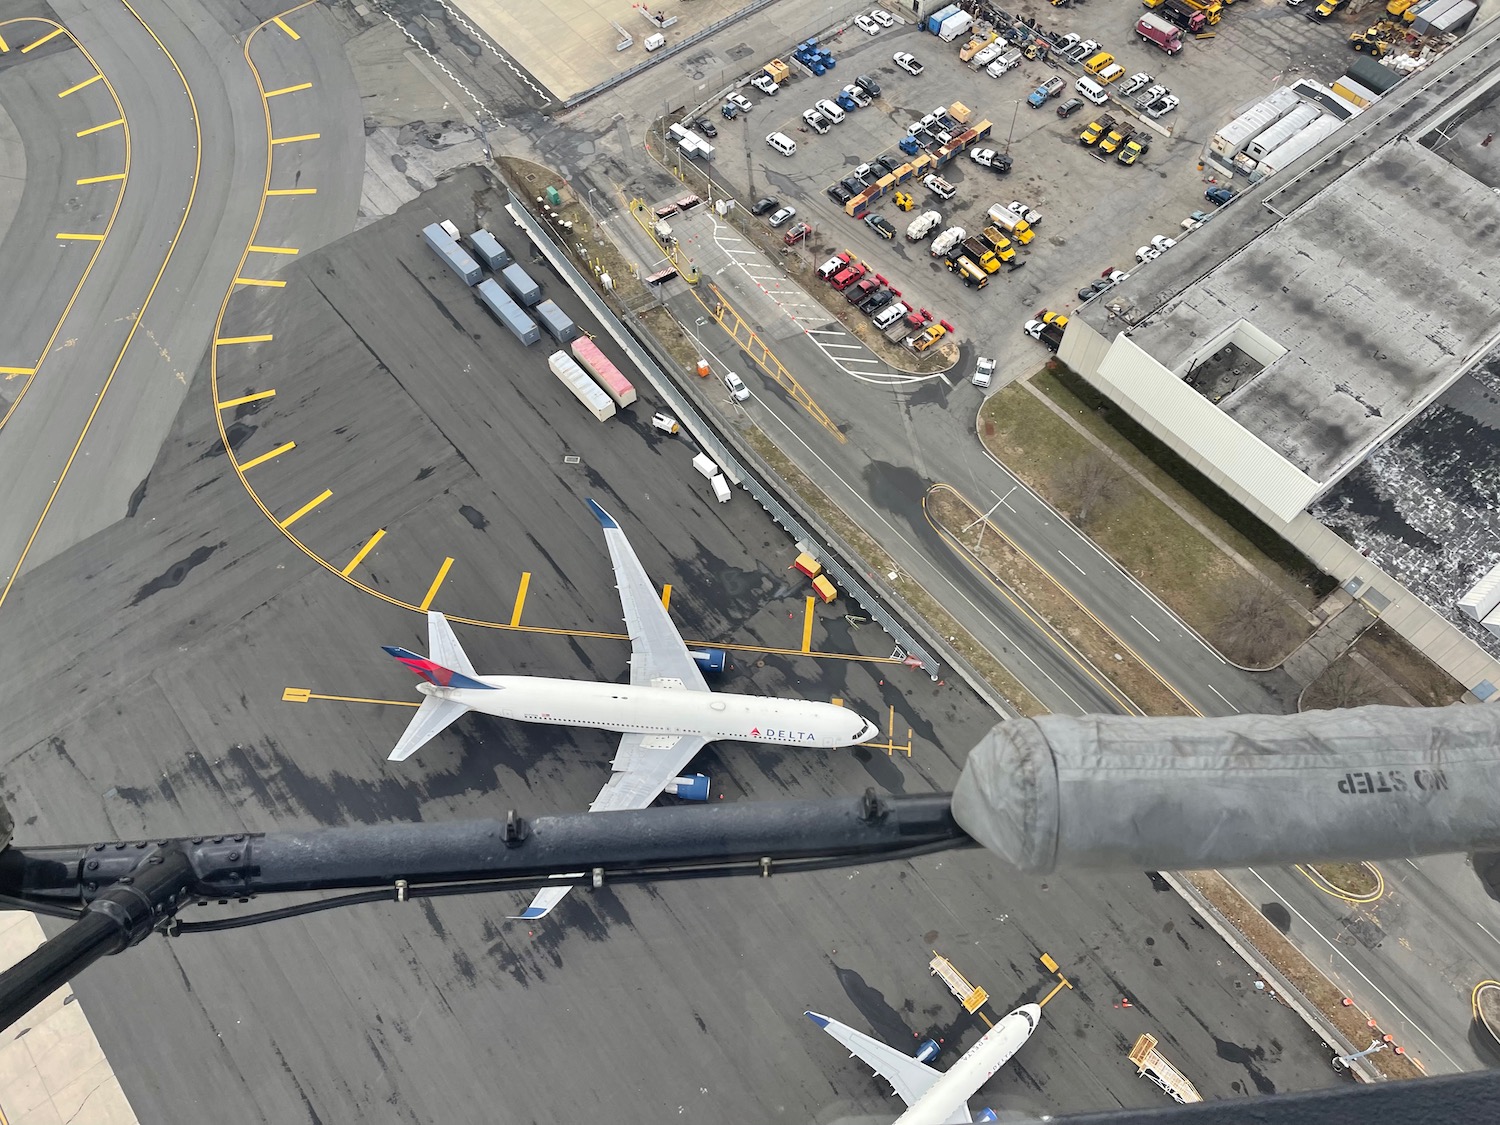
[854,13,881,34]
[893,51,924,75]
[724,372,751,401]
[871,8,895,26]
[1150,234,1177,252]
[1135,245,1161,264]
[727,92,753,113]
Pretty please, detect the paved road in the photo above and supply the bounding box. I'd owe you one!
[0,168,1346,1124]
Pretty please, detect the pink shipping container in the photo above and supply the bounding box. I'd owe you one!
[570,337,638,408]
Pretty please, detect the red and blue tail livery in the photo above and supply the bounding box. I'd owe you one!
[382,646,493,691]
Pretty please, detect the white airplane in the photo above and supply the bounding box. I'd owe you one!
[384,498,880,919]
[805,1003,1041,1124]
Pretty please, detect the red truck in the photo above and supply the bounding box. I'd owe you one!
[1136,12,1186,53]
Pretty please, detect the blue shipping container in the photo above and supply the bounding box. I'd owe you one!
[926,4,960,33]
[423,223,481,286]
[477,279,540,345]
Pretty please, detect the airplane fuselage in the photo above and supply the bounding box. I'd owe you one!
[894,1005,1040,1124]
[425,676,879,748]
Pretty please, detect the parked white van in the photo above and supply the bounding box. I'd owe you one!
[815,98,846,124]
[766,131,797,156]
[1075,76,1109,106]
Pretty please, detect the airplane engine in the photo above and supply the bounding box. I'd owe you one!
[665,774,711,801]
[974,1110,998,1122]
[689,647,727,674]
[914,1038,940,1063]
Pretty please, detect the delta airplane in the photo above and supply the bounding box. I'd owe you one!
[383,498,880,919]
[805,1003,1042,1124]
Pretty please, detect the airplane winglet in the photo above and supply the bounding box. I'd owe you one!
[586,497,619,530]
[517,906,549,919]
[805,1011,831,1029]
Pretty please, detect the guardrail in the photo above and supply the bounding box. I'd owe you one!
[502,185,940,678]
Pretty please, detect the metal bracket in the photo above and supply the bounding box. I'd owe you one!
[395,879,409,903]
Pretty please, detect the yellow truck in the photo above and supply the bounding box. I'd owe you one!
[987,205,1034,244]
[908,324,947,351]
[980,226,1018,262]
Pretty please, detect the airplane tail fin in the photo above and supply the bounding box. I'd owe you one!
[382,612,492,691]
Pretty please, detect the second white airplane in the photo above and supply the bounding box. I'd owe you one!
[384,498,880,919]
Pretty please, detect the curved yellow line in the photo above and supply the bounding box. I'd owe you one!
[0,18,130,434]
[1294,861,1385,904]
[1471,979,1500,1019]
[921,484,1140,715]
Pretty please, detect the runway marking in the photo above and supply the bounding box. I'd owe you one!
[269,132,320,145]
[21,26,64,52]
[247,243,298,255]
[75,172,125,185]
[509,571,530,626]
[75,117,123,137]
[1478,923,1500,948]
[283,687,418,708]
[55,232,104,241]
[1057,550,1086,575]
[215,334,273,345]
[0,367,36,377]
[237,441,295,471]
[418,557,455,611]
[802,596,816,652]
[1207,684,1239,712]
[263,81,312,98]
[235,276,286,288]
[272,15,300,39]
[58,73,104,97]
[1129,614,1161,642]
[341,529,387,576]
[277,489,331,530]
[218,389,275,409]
[266,187,317,196]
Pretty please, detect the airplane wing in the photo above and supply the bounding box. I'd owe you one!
[587,499,709,690]
[512,731,709,920]
[805,1012,952,1113]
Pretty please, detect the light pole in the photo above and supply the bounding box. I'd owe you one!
[1005,99,1022,156]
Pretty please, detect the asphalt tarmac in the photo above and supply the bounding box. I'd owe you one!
[0,170,1345,1123]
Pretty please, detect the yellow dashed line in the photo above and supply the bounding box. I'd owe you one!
[237,441,295,471]
[55,232,105,241]
[215,334,273,345]
[342,529,386,577]
[22,26,65,52]
[263,81,312,98]
[59,73,104,97]
[278,489,332,530]
[218,390,275,409]
[272,16,300,39]
[75,117,123,137]
[247,244,299,255]
[266,187,317,196]
[235,277,286,288]
[76,173,125,185]
[418,557,455,611]
[269,132,320,145]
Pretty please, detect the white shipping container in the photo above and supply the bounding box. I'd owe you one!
[548,352,616,421]
[1253,115,1344,177]
[692,453,718,479]
[711,474,732,503]
[1209,87,1299,159]
[1460,560,1500,621]
[1245,104,1321,160]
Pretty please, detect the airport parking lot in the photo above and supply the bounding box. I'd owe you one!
[694,4,1356,378]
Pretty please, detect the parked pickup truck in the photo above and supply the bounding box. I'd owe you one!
[923,173,957,199]
[1027,76,1066,107]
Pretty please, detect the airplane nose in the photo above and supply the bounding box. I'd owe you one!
[858,718,879,742]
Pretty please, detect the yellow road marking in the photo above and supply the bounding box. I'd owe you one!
[76,172,125,185]
[977,1012,993,1028]
[283,688,418,708]
[270,132,320,145]
[237,441,295,471]
[55,232,104,241]
[1294,862,1385,904]
[1040,953,1060,973]
[263,81,312,98]
[278,489,331,530]
[22,26,64,52]
[218,389,275,409]
[342,529,386,577]
[419,557,455,611]
[509,571,530,625]
[247,244,298,255]
[235,277,286,288]
[660,583,671,611]
[802,596,816,652]
[59,73,104,97]
[266,187,316,196]
[1040,980,1069,1007]
[75,117,123,137]
[0,367,36,377]
[0,32,8,53]
[272,15,300,39]
[215,334,273,345]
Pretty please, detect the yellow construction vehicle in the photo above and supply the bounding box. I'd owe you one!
[894,190,915,211]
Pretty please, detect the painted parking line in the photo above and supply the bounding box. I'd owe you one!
[215,334,273,345]
[21,25,64,52]
[0,367,36,377]
[237,441,295,471]
[55,232,104,241]
[235,276,286,288]
[272,15,300,39]
[266,187,317,196]
[341,529,386,577]
[247,244,299,255]
[283,687,416,708]
[509,571,530,626]
[75,117,122,137]
[218,389,275,409]
[418,556,455,611]
[0,32,8,52]
[263,81,312,98]
[75,172,125,185]
[277,489,332,530]
[58,73,104,97]
[269,132,320,145]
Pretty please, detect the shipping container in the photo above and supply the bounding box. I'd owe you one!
[1245,104,1321,160]
[1289,79,1361,120]
[1253,115,1344,177]
[570,336,638,408]
[533,299,579,344]
[1346,55,1403,94]
[925,3,960,34]
[468,229,511,272]
[1424,0,1476,32]
[692,453,718,479]
[1461,560,1500,621]
[477,279,540,345]
[1208,88,1300,159]
[500,263,543,307]
[549,352,615,421]
[1411,0,1462,28]
[1331,78,1378,108]
[423,223,482,286]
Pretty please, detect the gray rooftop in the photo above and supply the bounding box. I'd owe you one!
[1099,135,1500,484]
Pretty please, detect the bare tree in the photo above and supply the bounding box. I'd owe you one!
[1051,450,1118,528]
[1304,656,1383,711]
[1213,576,1299,666]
